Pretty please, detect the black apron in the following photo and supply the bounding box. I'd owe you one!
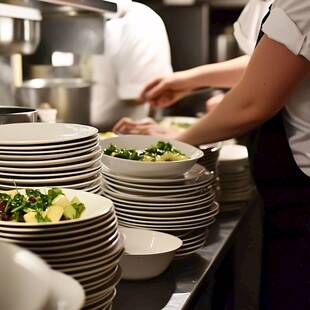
[248,6,310,309]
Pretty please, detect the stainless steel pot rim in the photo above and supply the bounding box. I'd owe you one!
[0,106,37,115]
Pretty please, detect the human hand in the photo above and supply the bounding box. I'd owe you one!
[112,117,182,139]
[140,71,194,108]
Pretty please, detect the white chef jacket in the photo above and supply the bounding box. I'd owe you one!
[263,0,310,176]
[233,0,274,55]
[90,2,173,132]
[235,0,310,176]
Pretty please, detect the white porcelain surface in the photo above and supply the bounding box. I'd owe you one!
[46,270,85,310]
[102,162,207,184]
[0,242,51,310]
[100,135,204,178]
[0,188,113,227]
[0,123,98,145]
[119,226,182,280]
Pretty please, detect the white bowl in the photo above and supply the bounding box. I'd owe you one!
[119,226,182,280]
[0,241,51,310]
[0,187,114,227]
[100,135,204,178]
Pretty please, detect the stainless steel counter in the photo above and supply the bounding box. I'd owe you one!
[112,193,262,310]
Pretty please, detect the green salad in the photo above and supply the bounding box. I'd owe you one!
[103,141,188,162]
[0,187,85,223]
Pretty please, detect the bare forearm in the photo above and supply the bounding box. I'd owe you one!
[185,55,250,90]
[176,85,262,146]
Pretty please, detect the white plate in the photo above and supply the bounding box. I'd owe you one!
[100,135,203,178]
[219,144,249,163]
[0,167,102,185]
[102,184,211,203]
[0,147,101,167]
[0,142,99,161]
[102,171,213,190]
[0,123,98,145]
[0,138,98,155]
[102,163,207,185]
[46,270,85,310]
[0,161,102,179]
[0,152,102,173]
[115,203,219,225]
[0,188,113,227]
[115,202,215,217]
[103,189,215,208]
[118,217,216,231]
[104,180,212,197]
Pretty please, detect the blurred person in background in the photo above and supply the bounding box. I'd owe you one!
[113,0,272,136]
[117,1,310,309]
[90,0,172,133]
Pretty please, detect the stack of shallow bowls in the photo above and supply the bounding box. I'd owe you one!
[0,188,124,310]
[0,123,102,193]
[218,144,254,212]
[198,142,222,199]
[100,135,219,258]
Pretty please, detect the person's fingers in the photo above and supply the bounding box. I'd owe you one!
[140,78,163,102]
[112,117,135,132]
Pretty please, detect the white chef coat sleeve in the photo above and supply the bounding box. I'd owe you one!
[233,0,274,55]
[115,4,173,100]
[262,0,310,61]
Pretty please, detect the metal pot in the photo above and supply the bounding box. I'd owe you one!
[15,78,92,125]
[0,4,41,55]
[0,106,37,124]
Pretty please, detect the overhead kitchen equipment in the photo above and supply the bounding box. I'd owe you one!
[0,3,42,55]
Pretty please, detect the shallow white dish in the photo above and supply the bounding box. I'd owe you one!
[0,123,98,145]
[0,147,101,167]
[0,167,101,185]
[46,270,85,310]
[0,187,113,227]
[0,134,99,151]
[119,226,182,280]
[219,144,249,164]
[100,135,204,178]
[0,241,51,310]
[0,161,102,179]
[102,162,207,184]
[0,142,99,161]
[0,152,102,173]
[102,170,213,190]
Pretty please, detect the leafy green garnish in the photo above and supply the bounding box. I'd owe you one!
[103,141,186,161]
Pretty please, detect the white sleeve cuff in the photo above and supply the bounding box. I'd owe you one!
[233,21,256,55]
[262,7,310,61]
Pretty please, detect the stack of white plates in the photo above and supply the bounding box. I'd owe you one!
[198,142,222,199]
[0,189,124,310]
[102,163,219,257]
[0,123,102,194]
[218,144,254,212]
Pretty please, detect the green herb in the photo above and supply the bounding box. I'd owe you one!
[103,141,186,161]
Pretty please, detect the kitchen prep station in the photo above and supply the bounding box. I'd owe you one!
[0,121,260,309]
[0,1,261,309]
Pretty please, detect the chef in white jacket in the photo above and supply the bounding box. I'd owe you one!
[90,0,173,132]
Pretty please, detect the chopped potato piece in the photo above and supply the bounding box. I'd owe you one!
[23,212,38,223]
[52,194,71,209]
[45,205,64,222]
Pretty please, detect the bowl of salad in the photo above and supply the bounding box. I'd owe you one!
[100,135,204,178]
[0,187,113,226]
